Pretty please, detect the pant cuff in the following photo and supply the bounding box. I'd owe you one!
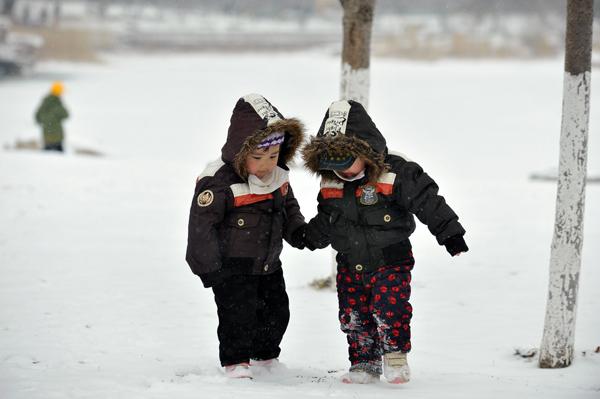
[350,360,382,376]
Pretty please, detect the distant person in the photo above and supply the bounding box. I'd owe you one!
[185,93,316,378]
[35,81,69,152]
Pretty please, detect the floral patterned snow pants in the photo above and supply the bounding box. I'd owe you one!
[336,254,414,372]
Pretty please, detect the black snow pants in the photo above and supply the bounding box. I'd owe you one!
[336,253,414,373]
[211,268,290,367]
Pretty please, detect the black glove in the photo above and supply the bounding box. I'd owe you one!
[290,225,329,251]
[290,225,307,249]
[444,235,468,256]
[304,225,330,250]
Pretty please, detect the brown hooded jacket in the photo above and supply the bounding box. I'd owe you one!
[186,94,306,287]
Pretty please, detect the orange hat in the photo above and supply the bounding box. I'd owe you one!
[50,81,64,96]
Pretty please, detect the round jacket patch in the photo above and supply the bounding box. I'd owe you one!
[197,190,214,207]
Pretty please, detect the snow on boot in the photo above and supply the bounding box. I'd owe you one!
[251,358,285,373]
[341,370,380,384]
[341,361,382,384]
[383,352,410,384]
[224,362,252,379]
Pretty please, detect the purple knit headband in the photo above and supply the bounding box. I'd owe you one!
[257,132,285,148]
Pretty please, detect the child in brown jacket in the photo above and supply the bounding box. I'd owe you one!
[186,94,309,378]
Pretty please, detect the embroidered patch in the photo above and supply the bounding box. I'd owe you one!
[359,184,378,205]
[197,190,214,207]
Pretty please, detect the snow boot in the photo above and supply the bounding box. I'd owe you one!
[341,362,381,384]
[224,362,252,379]
[383,352,410,384]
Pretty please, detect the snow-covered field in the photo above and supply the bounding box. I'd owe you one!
[0,52,599,398]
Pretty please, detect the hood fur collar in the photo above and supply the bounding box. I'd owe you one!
[233,118,304,179]
[301,100,387,183]
[302,134,386,183]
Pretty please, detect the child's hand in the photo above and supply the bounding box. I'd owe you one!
[304,225,330,250]
[291,225,329,251]
[444,235,468,256]
[290,225,308,249]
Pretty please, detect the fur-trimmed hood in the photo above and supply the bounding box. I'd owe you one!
[221,93,305,179]
[302,100,387,182]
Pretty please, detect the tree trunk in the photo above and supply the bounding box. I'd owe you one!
[539,0,593,369]
[53,0,62,27]
[339,0,375,109]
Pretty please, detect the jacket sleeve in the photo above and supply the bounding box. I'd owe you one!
[395,161,465,245]
[282,184,306,244]
[34,98,46,124]
[185,178,230,284]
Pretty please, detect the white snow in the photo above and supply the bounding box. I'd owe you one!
[0,52,599,398]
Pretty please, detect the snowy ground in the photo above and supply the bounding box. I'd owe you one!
[0,52,599,398]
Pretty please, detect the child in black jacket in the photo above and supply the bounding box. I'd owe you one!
[301,100,468,384]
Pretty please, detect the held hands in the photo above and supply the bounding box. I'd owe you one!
[290,226,307,249]
[444,235,469,257]
[291,225,329,251]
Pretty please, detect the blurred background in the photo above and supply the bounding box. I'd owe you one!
[1,0,599,72]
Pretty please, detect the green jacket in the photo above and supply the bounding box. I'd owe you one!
[35,94,69,145]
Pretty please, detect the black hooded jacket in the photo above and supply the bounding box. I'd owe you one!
[186,94,306,287]
[302,100,467,273]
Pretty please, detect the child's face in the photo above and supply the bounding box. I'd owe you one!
[245,144,280,179]
[338,157,366,179]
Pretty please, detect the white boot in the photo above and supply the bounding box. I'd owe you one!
[224,362,252,379]
[383,352,410,384]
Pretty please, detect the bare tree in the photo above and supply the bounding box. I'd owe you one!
[539,0,593,369]
[339,0,375,108]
